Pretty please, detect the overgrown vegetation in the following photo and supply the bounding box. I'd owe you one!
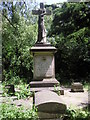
[64,107,90,120]
[2,2,90,84]
[48,2,90,83]
[2,1,37,84]
[1,1,90,120]
[2,83,32,99]
[0,103,38,120]
[0,103,90,120]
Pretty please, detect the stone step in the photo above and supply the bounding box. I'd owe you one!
[30,87,64,95]
[30,79,59,88]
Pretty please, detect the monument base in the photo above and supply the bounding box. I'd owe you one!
[30,79,64,95]
[30,45,64,94]
[30,78,58,92]
[30,78,59,87]
[35,42,51,46]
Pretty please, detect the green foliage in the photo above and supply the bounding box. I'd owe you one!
[2,83,32,99]
[50,3,90,36]
[2,2,37,83]
[48,2,90,82]
[15,84,32,99]
[54,83,61,95]
[0,103,38,120]
[2,2,90,84]
[64,108,90,120]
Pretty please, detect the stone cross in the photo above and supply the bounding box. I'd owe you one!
[32,3,51,44]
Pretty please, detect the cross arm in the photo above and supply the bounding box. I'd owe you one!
[32,10,39,15]
[45,9,51,15]
[32,9,51,15]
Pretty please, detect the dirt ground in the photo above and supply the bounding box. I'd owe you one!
[59,87,88,109]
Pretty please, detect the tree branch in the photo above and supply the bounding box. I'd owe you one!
[3,14,16,29]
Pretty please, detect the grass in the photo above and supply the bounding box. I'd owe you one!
[83,82,90,91]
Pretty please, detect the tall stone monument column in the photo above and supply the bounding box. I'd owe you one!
[30,3,59,92]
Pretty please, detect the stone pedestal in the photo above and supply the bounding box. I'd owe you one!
[30,45,60,92]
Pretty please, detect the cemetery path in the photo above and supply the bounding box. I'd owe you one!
[59,87,88,109]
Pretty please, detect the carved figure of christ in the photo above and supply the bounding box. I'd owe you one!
[32,3,51,43]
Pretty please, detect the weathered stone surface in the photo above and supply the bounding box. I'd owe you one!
[30,46,56,81]
[30,87,64,95]
[30,46,56,52]
[71,82,84,92]
[35,90,66,119]
[37,112,61,119]
[30,46,59,93]
[30,79,64,95]
[34,55,54,79]
[30,78,59,87]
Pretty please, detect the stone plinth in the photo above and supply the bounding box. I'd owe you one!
[35,90,67,119]
[30,45,61,92]
[71,82,84,92]
[31,46,56,80]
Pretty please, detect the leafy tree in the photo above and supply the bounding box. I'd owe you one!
[2,1,38,83]
[1,1,54,84]
[49,2,90,82]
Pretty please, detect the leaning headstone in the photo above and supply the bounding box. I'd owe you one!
[35,90,67,119]
[71,82,84,92]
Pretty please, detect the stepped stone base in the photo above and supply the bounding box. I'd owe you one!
[30,79,64,95]
[30,78,59,87]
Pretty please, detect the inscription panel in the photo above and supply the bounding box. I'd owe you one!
[34,55,54,79]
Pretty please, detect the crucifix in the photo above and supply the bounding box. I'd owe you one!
[32,3,51,44]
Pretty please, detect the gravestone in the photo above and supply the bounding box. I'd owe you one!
[35,90,67,119]
[30,3,66,119]
[71,82,84,92]
[30,3,62,93]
